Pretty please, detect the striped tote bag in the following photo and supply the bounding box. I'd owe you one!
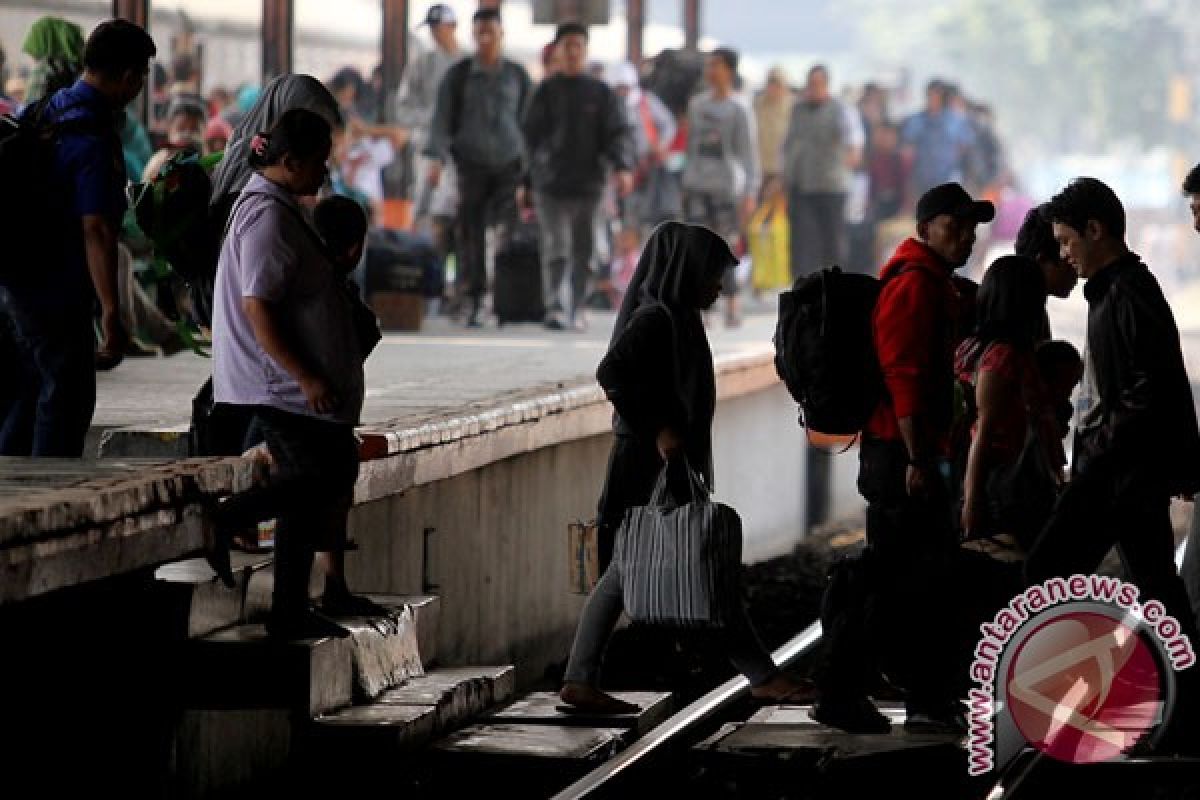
[614,460,744,628]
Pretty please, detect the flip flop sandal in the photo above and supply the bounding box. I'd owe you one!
[752,682,818,707]
[555,701,641,716]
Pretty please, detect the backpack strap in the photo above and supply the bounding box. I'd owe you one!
[226,190,333,260]
[25,95,112,139]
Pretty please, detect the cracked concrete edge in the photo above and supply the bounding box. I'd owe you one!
[7,349,778,544]
[0,503,209,604]
[0,457,259,544]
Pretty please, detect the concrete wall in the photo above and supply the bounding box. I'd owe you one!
[345,383,863,687]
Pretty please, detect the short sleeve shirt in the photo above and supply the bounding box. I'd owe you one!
[901,109,976,194]
[10,80,126,309]
[955,340,1060,465]
[211,173,365,425]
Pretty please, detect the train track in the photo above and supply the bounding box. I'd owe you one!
[551,621,825,799]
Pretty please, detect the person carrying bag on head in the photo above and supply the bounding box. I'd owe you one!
[558,221,812,715]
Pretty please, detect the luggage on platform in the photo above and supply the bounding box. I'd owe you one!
[493,223,545,325]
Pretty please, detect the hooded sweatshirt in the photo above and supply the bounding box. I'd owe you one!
[600,222,737,487]
[865,237,960,447]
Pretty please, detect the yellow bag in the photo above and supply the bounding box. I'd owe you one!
[749,194,791,290]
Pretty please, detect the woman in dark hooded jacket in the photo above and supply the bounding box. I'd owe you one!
[559,221,813,713]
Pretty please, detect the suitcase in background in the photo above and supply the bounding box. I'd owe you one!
[365,229,443,298]
[493,224,545,325]
[369,260,424,332]
[371,289,424,332]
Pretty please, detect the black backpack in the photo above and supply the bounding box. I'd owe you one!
[773,266,906,435]
[643,48,706,116]
[0,98,107,278]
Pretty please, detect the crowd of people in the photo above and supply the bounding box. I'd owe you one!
[3,10,1200,756]
[560,173,1200,754]
[0,6,1015,347]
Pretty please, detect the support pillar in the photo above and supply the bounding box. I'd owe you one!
[112,0,151,125]
[262,0,294,84]
[626,0,644,66]
[381,0,410,124]
[112,0,149,28]
[683,0,700,50]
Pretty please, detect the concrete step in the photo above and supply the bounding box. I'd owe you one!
[692,702,970,796]
[419,690,667,792]
[481,690,674,734]
[322,598,425,701]
[387,594,440,667]
[180,597,440,713]
[181,624,354,717]
[311,665,515,753]
[240,581,439,671]
[434,722,632,762]
[430,722,633,793]
[374,664,515,726]
[154,552,274,638]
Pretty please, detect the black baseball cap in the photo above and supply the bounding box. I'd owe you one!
[423,4,457,26]
[916,182,995,225]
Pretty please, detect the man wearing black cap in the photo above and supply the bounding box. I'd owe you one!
[814,181,993,736]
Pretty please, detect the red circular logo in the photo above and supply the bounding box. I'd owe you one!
[1006,611,1164,764]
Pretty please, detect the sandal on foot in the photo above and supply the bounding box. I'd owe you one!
[558,684,640,715]
[753,684,818,706]
[555,699,640,716]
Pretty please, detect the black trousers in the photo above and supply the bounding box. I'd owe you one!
[456,160,521,302]
[1182,504,1200,631]
[213,406,359,617]
[1026,472,1200,659]
[1025,472,1200,738]
[817,437,963,710]
[787,190,847,280]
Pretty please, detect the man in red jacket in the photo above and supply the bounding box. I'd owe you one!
[815,182,994,735]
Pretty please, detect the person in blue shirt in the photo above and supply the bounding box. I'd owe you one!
[0,19,155,457]
[900,80,976,198]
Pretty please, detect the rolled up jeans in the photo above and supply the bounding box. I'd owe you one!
[563,556,779,688]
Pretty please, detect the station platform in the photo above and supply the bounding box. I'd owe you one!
[89,311,781,457]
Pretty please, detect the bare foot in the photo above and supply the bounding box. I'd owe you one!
[559,682,640,714]
[750,673,817,705]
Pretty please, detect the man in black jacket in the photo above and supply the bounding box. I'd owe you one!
[520,23,633,331]
[1028,177,1200,749]
[1179,164,1200,638]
